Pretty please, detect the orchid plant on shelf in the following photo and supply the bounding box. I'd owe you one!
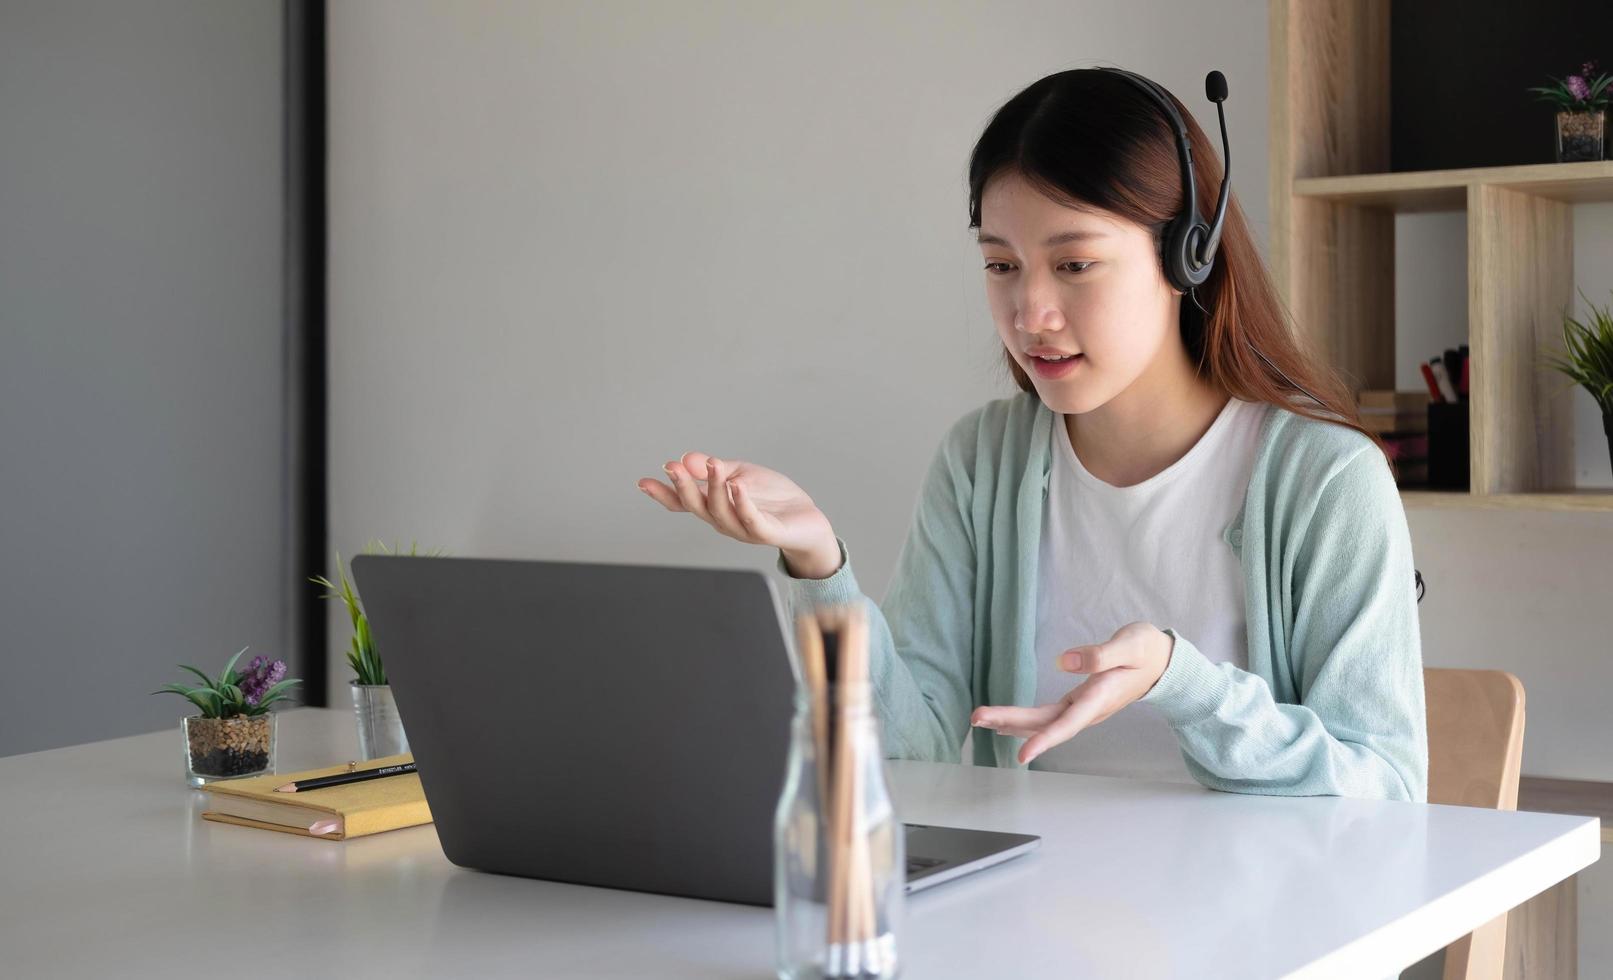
[1528,61,1613,113]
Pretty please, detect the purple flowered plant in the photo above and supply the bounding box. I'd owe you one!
[1528,60,1613,112]
[239,656,289,706]
[151,646,302,718]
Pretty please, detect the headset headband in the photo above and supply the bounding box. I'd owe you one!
[1092,67,1231,293]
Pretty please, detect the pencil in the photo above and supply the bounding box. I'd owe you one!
[826,606,854,971]
[795,611,830,829]
[824,602,875,976]
[274,761,416,793]
[844,604,876,970]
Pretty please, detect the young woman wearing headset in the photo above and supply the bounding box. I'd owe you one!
[637,67,1427,802]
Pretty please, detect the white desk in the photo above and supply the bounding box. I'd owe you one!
[1,707,1598,979]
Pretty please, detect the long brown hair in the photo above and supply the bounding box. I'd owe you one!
[967,68,1394,470]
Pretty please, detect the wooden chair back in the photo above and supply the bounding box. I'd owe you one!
[1424,668,1527,980]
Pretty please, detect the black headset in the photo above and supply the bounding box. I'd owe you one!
[1094,67,1426,604]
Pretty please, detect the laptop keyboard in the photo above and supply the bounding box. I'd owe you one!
[906,855,945,875]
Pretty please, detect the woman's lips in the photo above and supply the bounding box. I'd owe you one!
[1029,353,1083,379]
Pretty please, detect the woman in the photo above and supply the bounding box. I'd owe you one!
[636,67,1427,802]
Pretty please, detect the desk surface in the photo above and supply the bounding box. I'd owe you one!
[0,707,1598,979]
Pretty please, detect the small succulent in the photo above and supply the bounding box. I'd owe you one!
[152,647,303,718]
[1528,60,1613,112]
[311,539,447,687]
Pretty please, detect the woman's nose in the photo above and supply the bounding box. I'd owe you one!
[1015,303,1067,335]
[1013,271,1067,333]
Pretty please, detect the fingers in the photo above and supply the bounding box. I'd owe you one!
[702,456,746,537]
[1019,687,1109,765]
[1062,644,1111,673]
[664,459,714,522]
[983,720,1040,739]
[726,475,766,536]
[1061,629,1147,674]
[637,477,686,512]
[648,454,750,540]
[971,702,1062,733]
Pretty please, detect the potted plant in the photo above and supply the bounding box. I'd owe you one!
[311,540,445,760]
[153,647,302,786]
[1528,60,1611,162]
[1540,287,1613,479]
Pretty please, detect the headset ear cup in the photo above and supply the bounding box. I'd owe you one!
[1161,217,1194,292]
[1173,220,1214,288]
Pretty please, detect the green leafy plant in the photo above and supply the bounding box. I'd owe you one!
[1528,61,1613,112]
[152,647,303,718]
[1539,287,1613,418]
[310,539,446,686]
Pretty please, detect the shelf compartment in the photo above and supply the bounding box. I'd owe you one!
[1468,184,1577,495]
[1401,490,1613,512]
[1293,161,1613,213]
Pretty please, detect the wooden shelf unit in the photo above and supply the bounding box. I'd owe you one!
[1519,776,1613,844]
[1269,1,1611,512]
[1401,489,1613,512]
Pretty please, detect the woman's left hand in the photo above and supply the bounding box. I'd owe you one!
[970,622,1174,765]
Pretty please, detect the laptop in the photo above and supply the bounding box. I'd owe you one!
[349,553,1040,907]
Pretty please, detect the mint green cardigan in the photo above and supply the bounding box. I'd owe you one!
[775,391,1429,802]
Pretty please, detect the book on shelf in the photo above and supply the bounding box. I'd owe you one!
[1361,413,1428,436]
[1358,389,1431,413]
[1394,459,1429,486]
[1357,389,1431,435]
[1379,433,1429,461]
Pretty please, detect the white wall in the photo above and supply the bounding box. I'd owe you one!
[327,3,1612,974]
[326,0,1611,780]
[322,0,1272,691]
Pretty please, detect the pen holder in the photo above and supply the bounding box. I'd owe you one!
[350,681,410,760]
[1427,400,1470,491]
[775,604,904,980]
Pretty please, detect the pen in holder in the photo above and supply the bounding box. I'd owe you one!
[1427,400,1470,491]
[774,602,904,980]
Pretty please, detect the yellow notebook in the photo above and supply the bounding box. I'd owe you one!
[199,753,433,841]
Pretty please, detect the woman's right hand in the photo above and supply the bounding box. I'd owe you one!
[637,452,841,576]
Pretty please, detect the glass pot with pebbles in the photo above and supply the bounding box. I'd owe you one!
[1529,62,1611,163]
[153,646,302,787]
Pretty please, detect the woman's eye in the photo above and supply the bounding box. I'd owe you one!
[983,262,1092,275]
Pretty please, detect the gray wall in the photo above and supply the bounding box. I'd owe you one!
[0,0,291,756]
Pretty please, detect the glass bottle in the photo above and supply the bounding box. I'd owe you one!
[774,682,904,978]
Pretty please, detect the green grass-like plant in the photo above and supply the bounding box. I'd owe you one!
[310,539,446,686]
[1539,287,1613,419]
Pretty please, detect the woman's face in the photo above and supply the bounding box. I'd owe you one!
[977,170,1184,415]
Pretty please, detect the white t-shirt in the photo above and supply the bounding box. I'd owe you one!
[1028,395,1271,782]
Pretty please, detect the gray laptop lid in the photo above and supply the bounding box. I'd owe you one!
[351,554,795,906]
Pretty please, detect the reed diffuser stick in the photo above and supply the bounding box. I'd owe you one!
[824,607,856,964]
[795,612,831,829]
[844,604,876,966]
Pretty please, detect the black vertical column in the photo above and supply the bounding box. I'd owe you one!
[284,0,328,706]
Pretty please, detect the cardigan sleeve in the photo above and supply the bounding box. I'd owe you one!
[773,426,978,763]
[1138,445,1429,802]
